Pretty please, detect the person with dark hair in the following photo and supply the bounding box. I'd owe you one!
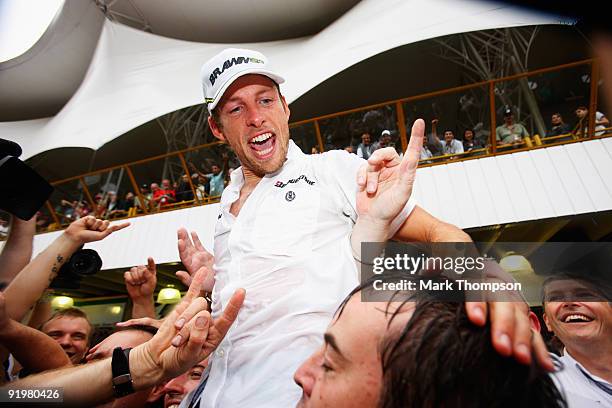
[294,275,565,408]
[462,128,485,152]
[41,307,93,365]
[546,113,571,138]
[574,106,610,137]
[541,273,612,407]
[356,132,375,159]
[431,119,464,155]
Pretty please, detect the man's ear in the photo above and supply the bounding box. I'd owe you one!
[542,310,552,332]
[281,95,290,120]
[208,115,226,142]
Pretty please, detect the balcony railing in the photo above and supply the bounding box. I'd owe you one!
[2,58,608,236]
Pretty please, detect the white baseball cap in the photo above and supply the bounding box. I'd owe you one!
[201,48,285,112]
[381,129,391,136]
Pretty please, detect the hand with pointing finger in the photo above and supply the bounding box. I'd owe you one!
[177,228,214,291]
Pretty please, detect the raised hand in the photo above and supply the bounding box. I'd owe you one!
[356,119,424,226]
[124,257,158,301]
[64,216,130,245]
[129,267,245,386]
[177,228,214,291]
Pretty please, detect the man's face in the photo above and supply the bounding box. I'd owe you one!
[294,295,414,408]
[551,114,562,125]
[161,179,171,189]
[161,359,208,408]
[208,74,290,177]
[211,165,221,175]
[42,316,91,364]
[575,108,588,119]
[150,183,159,192]
[543,279,612,348]
[361,133,371,145]
[444,131,454,143]
[504,114,514,124]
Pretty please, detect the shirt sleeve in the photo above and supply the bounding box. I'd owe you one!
[321,150,416,238]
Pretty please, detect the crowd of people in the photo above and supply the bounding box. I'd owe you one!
[0,46,610,408]
[1,214,610,407]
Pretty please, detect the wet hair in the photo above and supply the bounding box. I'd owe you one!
[41,307,93,344]
[337,274,566,408]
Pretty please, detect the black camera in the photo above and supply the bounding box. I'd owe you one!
[50,246,103,289]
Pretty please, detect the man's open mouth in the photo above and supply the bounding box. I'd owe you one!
[561,313,594,324]
[249,132,276,158]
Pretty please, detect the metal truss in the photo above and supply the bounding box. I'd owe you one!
[434,27,546,137]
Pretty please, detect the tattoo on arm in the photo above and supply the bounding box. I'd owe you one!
[49,254,66,282]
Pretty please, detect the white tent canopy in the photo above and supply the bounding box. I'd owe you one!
[1,0,559,160]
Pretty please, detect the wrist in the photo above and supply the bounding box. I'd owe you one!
[59,230,85,249]
[354,214,391,241]
[128,343,164,391]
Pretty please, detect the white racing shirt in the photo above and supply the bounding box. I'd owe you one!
[185,140,415,408]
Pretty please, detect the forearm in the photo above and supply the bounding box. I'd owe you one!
[4,233,80,321]
[131,298,156,319]
[4,358,115,407]
[27,298,52,329]
[393,206,471,243]
[351,215,390,269]
[0,320,70,373]
[0,217,36,285]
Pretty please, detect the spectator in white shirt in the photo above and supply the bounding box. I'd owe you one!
[431,119,464,156]
[542,273,612,407]
[356,132,375,159]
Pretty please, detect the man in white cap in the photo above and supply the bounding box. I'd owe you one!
[176,48,550,407]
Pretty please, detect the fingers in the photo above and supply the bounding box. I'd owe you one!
[356,164,367,191]
[532,329,555,372]
[172,297,209,346]
[511,304,532,365]
[191,231,206,252]
[147,257,156,273]
[116,317,161,329]
[212,288,246,339]
[367,147,400,167]
[399,119,425,186]
[180,310,211,359]
[465,301,487,326]
[176,271,192,287]
[489,302,515,358]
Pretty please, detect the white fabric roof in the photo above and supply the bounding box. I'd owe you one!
[0,0,559,160]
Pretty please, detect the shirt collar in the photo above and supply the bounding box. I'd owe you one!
[563,349,612,387]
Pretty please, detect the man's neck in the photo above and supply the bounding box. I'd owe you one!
[566,341,612,383]
[242,167,263,191]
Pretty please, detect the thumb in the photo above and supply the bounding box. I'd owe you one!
[147,257,156,273]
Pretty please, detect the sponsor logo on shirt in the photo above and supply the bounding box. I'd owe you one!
[274,174,315,189]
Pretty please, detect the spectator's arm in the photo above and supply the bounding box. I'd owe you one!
[4,268,244,407]
[124,257,157,319]
[394,205,471,243]
[0,292,70,374]
[596,113,610,126]
[27,295,52,329]
[0,215,36,286]
[3,216,129,321]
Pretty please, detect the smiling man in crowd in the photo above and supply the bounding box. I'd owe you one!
[40,308,92,365]
[171,48,551,408]
[542,273,612,407]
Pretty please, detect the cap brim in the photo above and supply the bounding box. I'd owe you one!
[207,69,285,112]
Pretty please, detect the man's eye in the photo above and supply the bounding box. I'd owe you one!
[321,361,333,373]
[229,106,241,114]
[260,98,273,105]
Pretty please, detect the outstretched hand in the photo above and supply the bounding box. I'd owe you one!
[64,216,130,245]
[356,119,424,226]
[177,228,214,291]
[129,266,245,386]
